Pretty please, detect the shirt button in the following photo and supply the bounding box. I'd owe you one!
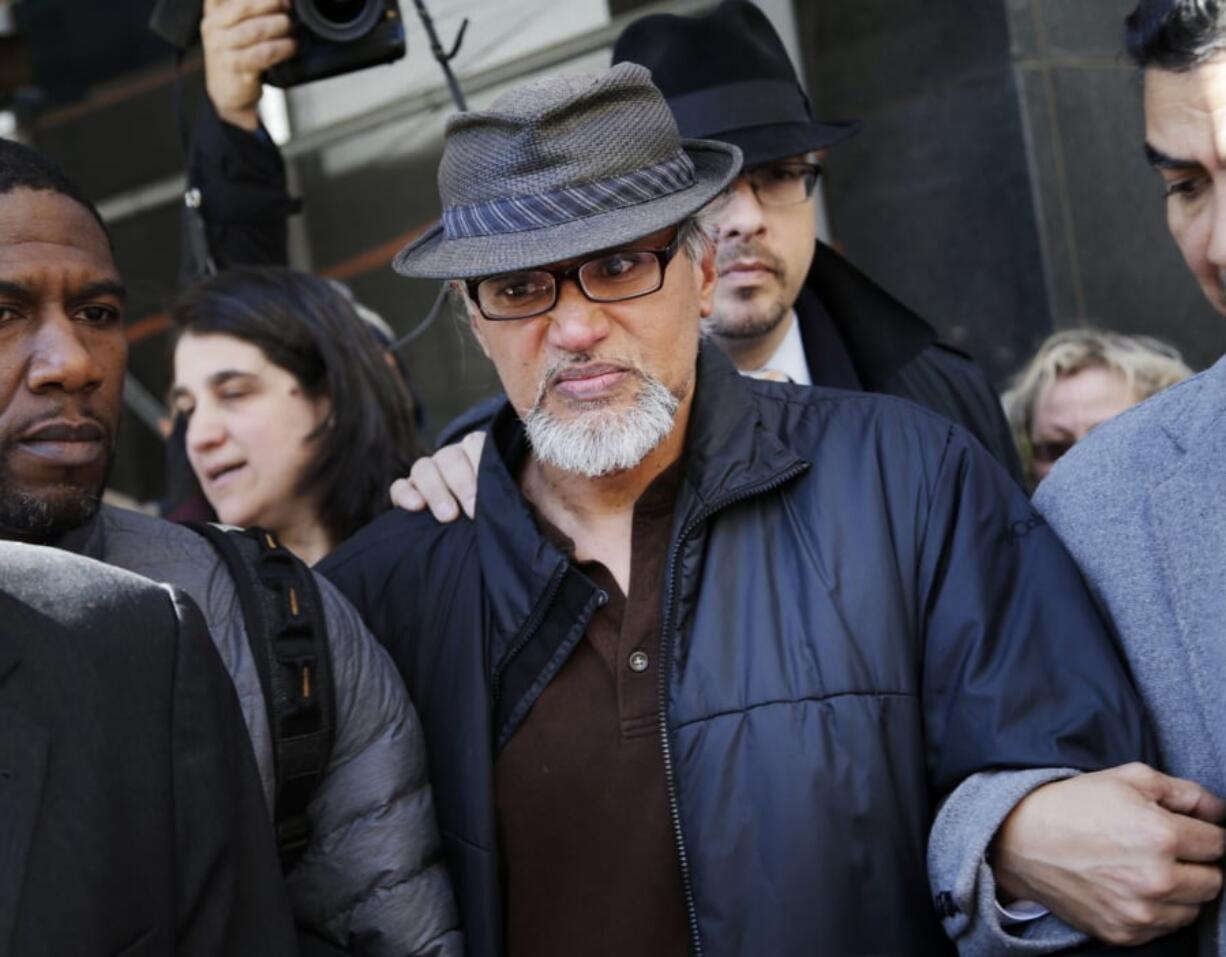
[628,650,649,673]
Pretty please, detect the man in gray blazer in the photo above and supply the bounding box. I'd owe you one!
[1035,2,1226,953]
[0,541,297,955]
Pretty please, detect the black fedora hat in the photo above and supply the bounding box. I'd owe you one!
[613,0,861,168]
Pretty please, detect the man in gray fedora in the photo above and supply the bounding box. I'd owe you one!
[393,0,1022,521]
[321,63,1209,956]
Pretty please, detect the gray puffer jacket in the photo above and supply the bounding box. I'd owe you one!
[59,505,462,956]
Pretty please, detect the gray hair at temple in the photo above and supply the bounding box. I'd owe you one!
[1126,0,1226,69]
[1002,328,1193,477]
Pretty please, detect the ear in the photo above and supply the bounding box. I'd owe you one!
[695,241,718,319]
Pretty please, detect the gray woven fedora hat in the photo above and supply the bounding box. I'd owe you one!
[392,62,742,280]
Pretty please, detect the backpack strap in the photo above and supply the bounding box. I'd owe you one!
[187,523,335,872]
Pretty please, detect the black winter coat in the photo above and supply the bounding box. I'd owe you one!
[798,239,1023,483]
[322,346,1147,957]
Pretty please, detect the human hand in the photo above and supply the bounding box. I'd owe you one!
[389,431,486,522]
[991,763,1226,946]
[201,0,296,131]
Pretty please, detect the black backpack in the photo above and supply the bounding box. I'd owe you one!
[188,524,336,872]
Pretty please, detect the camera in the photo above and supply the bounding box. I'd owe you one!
[266,0,406,88]
[148,0,406,88]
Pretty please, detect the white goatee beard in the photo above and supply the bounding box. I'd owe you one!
[523,366,681,479]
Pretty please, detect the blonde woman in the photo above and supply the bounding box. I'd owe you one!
[1002,329,1192,488]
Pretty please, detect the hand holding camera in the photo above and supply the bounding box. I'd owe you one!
[201,0,296,130]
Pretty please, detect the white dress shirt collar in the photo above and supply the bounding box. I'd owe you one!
[741,311,811,386]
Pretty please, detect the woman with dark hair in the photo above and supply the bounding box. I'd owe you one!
[170,266,423,563]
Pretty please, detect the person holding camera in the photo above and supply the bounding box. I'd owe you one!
[184,0,298,270]
[182,0,409,270]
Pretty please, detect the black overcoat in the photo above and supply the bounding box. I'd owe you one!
[797,240,1023,483]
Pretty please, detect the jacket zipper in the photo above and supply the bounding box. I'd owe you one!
[657,463,809,957]
[490,560,570,710]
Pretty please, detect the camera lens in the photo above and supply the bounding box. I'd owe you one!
[313,0,365,24]
[296,0,384,42]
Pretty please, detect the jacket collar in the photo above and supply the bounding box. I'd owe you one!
[480,342,807,559]
[0,582,26,688]
[1150,355,1226,456]
[0,637,21,691]
[0,516,104,696]
[672,341,809,520]
[473,343,808,735]
[50,510,105,562]
[801,240,937,391]
[0,639,21,693]
[476,403,595,746]
[1142,359,1226,774]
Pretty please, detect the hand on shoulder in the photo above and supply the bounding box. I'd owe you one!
[389,430,486,522]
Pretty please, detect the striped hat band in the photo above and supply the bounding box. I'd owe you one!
[441,151,697,240]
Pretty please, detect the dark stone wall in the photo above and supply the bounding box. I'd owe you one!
[796,0,1226,380]
[1006,0,1226,372]
[796,0,1050,383]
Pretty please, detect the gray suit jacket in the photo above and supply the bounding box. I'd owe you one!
[1035,355,1226,956]
[0,541,296,956]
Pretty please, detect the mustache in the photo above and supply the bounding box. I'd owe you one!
[3,407,113,450]
[716,240,786,275]
[531,354,645,411]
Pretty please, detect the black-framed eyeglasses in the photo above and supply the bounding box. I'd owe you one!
[466,230,684,321]
[732,160,822,207]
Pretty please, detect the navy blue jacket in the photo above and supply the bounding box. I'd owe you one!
[322,345,1148,956]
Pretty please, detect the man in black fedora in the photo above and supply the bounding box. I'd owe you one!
[321,62,1205,956]
[611,0,1020,477]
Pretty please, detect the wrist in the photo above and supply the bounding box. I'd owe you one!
[989,799,1041,905]
[213,100,261,132]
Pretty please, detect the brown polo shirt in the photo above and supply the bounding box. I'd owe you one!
[495,462,690,957]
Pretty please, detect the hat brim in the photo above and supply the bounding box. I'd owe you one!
[392,139,741,280]
[717,119,862,168]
